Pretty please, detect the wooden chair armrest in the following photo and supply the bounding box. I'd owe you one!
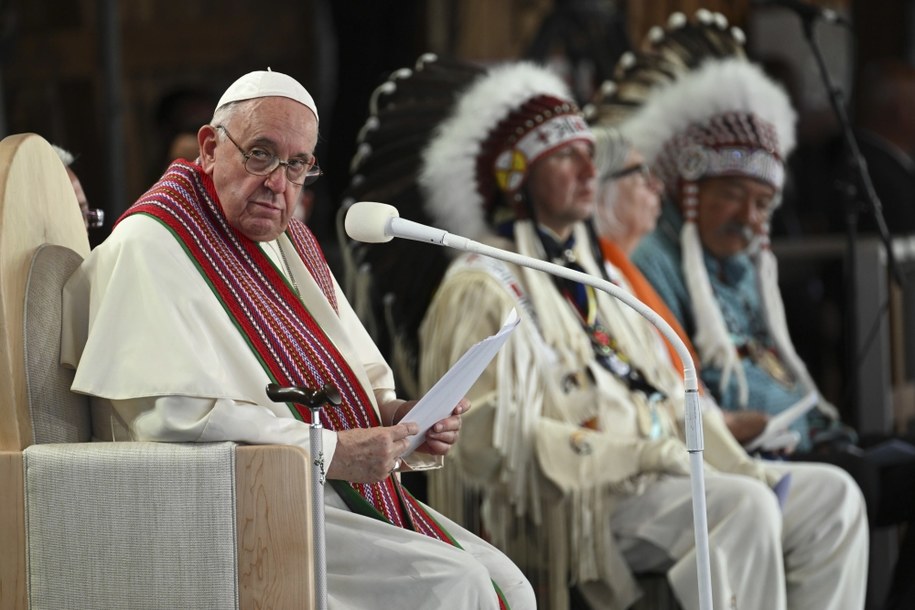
[1,444,315,610]
[236,444,315,610]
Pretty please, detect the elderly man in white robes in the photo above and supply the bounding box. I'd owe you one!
[61,69,534,610]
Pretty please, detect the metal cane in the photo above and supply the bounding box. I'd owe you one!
[266,382,342,610]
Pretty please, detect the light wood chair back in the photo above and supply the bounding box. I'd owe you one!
[0,133,89,452]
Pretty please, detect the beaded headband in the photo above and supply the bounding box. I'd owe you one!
[420,62,591,239]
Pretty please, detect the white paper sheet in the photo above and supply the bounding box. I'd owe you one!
[744,390,819,452]
[399,309,520,457]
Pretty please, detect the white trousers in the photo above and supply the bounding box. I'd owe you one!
[610,461,869,610]
[325,484,536,610]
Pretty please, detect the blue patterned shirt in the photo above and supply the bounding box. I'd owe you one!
[632,201,829,451]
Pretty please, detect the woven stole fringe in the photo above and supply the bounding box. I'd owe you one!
[123,160,452,543]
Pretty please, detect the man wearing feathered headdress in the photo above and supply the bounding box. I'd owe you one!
[625,14,915,607]
[415,56,867,610]
[627,55,838,448]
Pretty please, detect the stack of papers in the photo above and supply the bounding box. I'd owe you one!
[399,309,520,457]
[744,391,819,452]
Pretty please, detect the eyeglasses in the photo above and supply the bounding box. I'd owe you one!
[607,163,653,183]
[215,125,322,186]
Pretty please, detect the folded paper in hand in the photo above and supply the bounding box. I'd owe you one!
[399,309,520,457]
[744,390,819,452]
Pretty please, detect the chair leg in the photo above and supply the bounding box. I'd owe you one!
[0,452,26,610]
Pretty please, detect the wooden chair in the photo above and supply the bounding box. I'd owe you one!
[0,133,314,610]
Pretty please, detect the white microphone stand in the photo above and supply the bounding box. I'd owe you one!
[345,202,714,610]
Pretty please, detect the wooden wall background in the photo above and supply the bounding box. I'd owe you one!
[0,0,910,541]
[0,0,895,246]
[1,0,325,244]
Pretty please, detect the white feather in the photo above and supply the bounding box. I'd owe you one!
[682,222,749,406]
[419,63,573,239]
[624,58,797,165]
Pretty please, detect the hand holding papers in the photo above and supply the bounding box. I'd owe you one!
[744,390,819,452]
[399,309,520,457]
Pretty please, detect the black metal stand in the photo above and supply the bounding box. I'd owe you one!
[796,13,904,413]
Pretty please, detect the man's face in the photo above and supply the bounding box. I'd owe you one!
[198,97,318,242]
[525,139,597,239]
[695,175,776,259]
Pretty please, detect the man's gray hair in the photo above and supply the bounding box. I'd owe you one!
[51,144,75,167]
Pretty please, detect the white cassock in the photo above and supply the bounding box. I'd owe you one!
[60,214,536,610]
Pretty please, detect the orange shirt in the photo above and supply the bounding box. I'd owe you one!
[599,237,701,384]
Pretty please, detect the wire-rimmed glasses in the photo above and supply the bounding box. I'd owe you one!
[607,162,653,183]
[215,125,322,186]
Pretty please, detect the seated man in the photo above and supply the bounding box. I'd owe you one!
[60,69,534,609]
[417,61,867,610]
[619,22,915,610]
[592,125,769,445]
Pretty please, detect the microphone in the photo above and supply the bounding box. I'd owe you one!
[345,200,714,609]
[344,199,472,250]
[346,202,700,388]
[752,0,851,26]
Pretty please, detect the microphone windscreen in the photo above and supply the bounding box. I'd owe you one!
[345,201,399,243]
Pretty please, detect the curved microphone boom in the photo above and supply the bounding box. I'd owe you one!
[345,200,714,609]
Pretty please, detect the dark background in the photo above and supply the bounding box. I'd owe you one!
[5,0,915,429]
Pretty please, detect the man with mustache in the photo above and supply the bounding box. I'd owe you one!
[628,58,843,454]
[625,41,915,610]
[416,58,867,610]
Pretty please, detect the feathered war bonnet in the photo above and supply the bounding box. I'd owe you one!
[342,56,591,395]
[599,11,815,406]
[624,57,795,210]
[419,62,593,239]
